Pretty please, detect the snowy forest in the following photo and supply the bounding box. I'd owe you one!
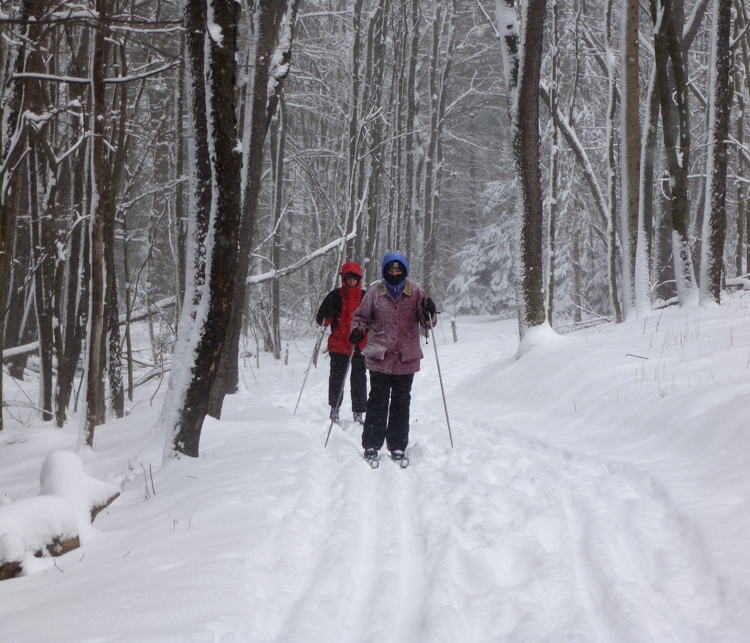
[0,0,748,456]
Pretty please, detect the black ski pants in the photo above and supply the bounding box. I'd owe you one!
[328,351,367,413]
[361,371,414,453]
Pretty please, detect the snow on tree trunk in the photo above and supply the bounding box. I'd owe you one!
[208,0,299,419]
[495,0,548,340]
[650,0,697,308]
[635,60,659,318]
[80,0,108,448]
[158,0,242,458]
[699,0,731,304]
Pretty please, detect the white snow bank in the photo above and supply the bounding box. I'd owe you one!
[0,450,120,579]
[40,449,120,530]
[0,495,78,557]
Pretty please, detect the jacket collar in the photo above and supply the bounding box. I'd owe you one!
[380,279,412,297]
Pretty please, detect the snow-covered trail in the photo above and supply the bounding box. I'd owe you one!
[4,309,750,642]
[209,314,745,642]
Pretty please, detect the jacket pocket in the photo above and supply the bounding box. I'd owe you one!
[400,339,423,362]
[362,331,387,360]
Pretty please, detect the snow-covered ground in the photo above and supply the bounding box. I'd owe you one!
[2,294,750,642]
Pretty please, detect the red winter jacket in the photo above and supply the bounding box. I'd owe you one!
[315,262,368,356]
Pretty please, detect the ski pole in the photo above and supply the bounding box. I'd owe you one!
[324,349,355,447]
[427,311,454,448]
[294,325,326,416]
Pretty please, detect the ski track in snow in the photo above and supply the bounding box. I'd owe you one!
[250,423,732,643]
[225,316,740,643]
[5,313,750,642]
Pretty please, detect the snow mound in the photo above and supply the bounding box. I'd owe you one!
[40,450,120,525]
[0,495,79,563]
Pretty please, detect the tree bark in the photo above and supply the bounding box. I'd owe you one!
[207,0,299,419]
[546,0,560,323]
[496,0,548,339]
[604,0,623,323]
[82,0,108,446]
[164,0,242,457]
[620,0,641,318]
[650,0,697,306]
[269,94,286,360]
[0,0,32,429]
[699,0,731,303]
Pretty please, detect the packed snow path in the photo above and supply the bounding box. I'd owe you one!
[3,306,750,641]
[209,314,747,641]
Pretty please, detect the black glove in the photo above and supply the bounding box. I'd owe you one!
[349,327,365,346]
[422,297,437,320]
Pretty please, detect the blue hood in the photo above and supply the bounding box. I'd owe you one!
[381,252,409,278]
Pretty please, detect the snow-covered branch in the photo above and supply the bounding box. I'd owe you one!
[246,233,356,285]
[12,62,178,85]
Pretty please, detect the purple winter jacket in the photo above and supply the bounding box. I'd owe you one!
[352,279,437,375]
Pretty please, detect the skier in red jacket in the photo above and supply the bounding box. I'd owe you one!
[315,262,368,424]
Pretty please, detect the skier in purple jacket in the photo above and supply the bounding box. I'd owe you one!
[349,252,437,466]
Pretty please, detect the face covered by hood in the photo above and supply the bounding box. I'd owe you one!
[382,252,408,284]
[340,261,363,287]
[381,252,409,297]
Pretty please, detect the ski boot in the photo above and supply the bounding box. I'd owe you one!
[364,448,379,468]
[390,450,409,468]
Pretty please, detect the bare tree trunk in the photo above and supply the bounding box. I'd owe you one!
[620,0,641,318]
[734,7,746,276]
[207,0,299,419]
[496,0,547,339]
[105,43,129,420]
[635,59,660,316]
[363,0,388,276]
[162,0,242,457]
[604,0,622,323]
[737,0,750,272]
[81,0,108,447]
[0,0,32,430]
[650,0,697,306]
[27,137,55,422]
[699,0,731,303]
[175,50,187,323]
[402,0,419,259]
[424,2,455,294]
[546,0,560,323]
[572,203,583,323]
[57,215,87,427]
[55,26,90,427]
[270,94,287,360]
[345,0,365,261]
